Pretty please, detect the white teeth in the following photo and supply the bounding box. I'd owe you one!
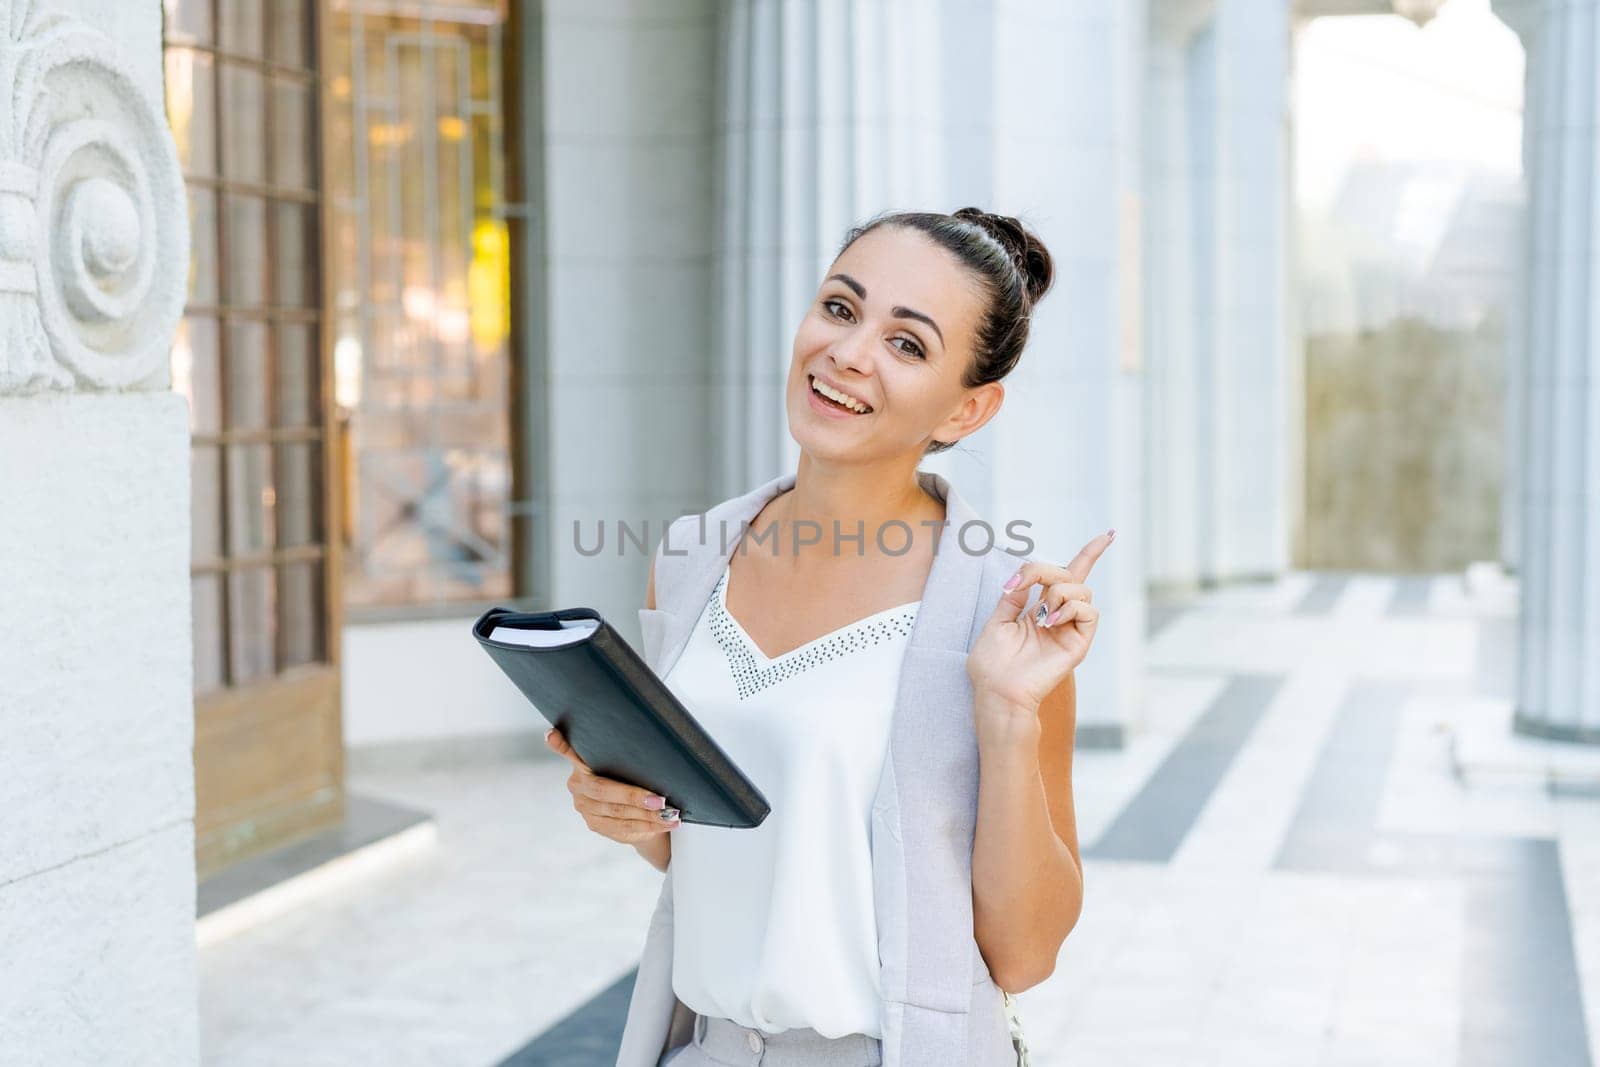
[812,376,871,413]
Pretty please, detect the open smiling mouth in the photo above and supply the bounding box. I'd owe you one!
[809,375,873,414]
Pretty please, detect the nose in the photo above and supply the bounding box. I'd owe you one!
[829,325,875,379]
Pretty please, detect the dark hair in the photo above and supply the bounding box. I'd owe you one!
[835,206,1055,455]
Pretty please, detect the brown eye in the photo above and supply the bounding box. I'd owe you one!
[893,336,926,359]
[823,298,853,321]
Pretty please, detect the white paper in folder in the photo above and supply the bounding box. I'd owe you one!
[489,619,600,649]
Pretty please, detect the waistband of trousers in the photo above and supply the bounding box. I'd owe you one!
[694,1013,882,1066]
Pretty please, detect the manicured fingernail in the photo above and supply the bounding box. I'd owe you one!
[643,795,665,810]
[1106,528,1116,542]
[1004,571,1022,590]
[658,807,680,821]
[1045,609,1062,626]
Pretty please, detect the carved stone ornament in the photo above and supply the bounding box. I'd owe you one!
[0,0,188,394]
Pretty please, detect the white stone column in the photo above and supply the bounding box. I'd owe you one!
[712,0,948,500]
[1143,0,1214,591]
[1497,0,1539,575]
[985,1,1147,744]
[1141,0,1291,588]
[0,1,198,1060]
[1493,0,1600,743]
[1209,0,1292,580]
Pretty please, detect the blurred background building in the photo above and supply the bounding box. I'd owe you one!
[5,0,1600,1063]
[153,0,1564,876]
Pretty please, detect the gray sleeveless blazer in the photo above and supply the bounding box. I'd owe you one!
[614,468,1026,1067]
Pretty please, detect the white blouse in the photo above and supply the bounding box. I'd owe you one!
[661,562,920,1039]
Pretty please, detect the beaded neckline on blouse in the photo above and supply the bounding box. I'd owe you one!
[709,564,920,700]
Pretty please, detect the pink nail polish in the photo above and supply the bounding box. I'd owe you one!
[1107,528,1117,542]
[1004,572,1021,590]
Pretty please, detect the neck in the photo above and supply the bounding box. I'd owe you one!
[772,453,945,560]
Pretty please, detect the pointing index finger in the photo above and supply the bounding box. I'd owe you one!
[1065,528,1116,583]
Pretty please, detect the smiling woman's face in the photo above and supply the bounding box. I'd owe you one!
[786,224,999,462]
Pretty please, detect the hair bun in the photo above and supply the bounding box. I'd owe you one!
[952,207,1055,306]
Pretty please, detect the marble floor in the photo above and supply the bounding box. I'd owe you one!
[198,571,1600,1067]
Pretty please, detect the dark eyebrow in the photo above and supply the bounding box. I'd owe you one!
[824,273,945,346]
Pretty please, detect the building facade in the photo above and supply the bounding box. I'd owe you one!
[4,0,1596,1060]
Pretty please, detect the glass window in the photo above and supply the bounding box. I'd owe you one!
[165,3,329,694]
[326,1,515,610]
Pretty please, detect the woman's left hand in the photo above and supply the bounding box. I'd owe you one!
[966,529,1115,714]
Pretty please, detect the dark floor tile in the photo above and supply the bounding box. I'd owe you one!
[498,970,636,1066]
[1387,575,1435,616]
[1146,597,1192,639]
[1293,574,1350,615]
[1277,681,1592,1067]
[1085,674,1280,863]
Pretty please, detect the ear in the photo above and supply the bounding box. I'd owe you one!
[933,380,1004,447]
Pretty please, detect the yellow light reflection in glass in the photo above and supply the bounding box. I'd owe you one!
[171,319,196,431]
[368,122,412,148]
[164,49,195,166]
[468,219,509,351]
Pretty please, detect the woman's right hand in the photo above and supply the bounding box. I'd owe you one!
[544,726,681,842]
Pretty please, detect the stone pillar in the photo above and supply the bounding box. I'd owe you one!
[1143,0,1214,591]
[711,0,949,499]
[0,1,197,1061]
[1209,0,1292,580]
[1141,0,1290,588]
[1493,0,1600,743]
[1497,0,1539,576]
[985,1,1147,744]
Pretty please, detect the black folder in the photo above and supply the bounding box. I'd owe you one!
[472,606,770,829]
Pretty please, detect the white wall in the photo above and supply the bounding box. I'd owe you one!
[344,618,531,747]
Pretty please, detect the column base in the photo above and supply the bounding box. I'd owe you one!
[1512,708,1600,746]
[1076,723,1126,750]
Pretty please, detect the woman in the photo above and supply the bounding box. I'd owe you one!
[547,207,1111,1066]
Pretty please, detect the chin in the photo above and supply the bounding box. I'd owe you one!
[787,412,859,459]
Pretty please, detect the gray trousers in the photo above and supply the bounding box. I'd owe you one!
[660,1013,882,1067]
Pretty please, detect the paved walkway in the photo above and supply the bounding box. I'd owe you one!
[199,572,1600,1066]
